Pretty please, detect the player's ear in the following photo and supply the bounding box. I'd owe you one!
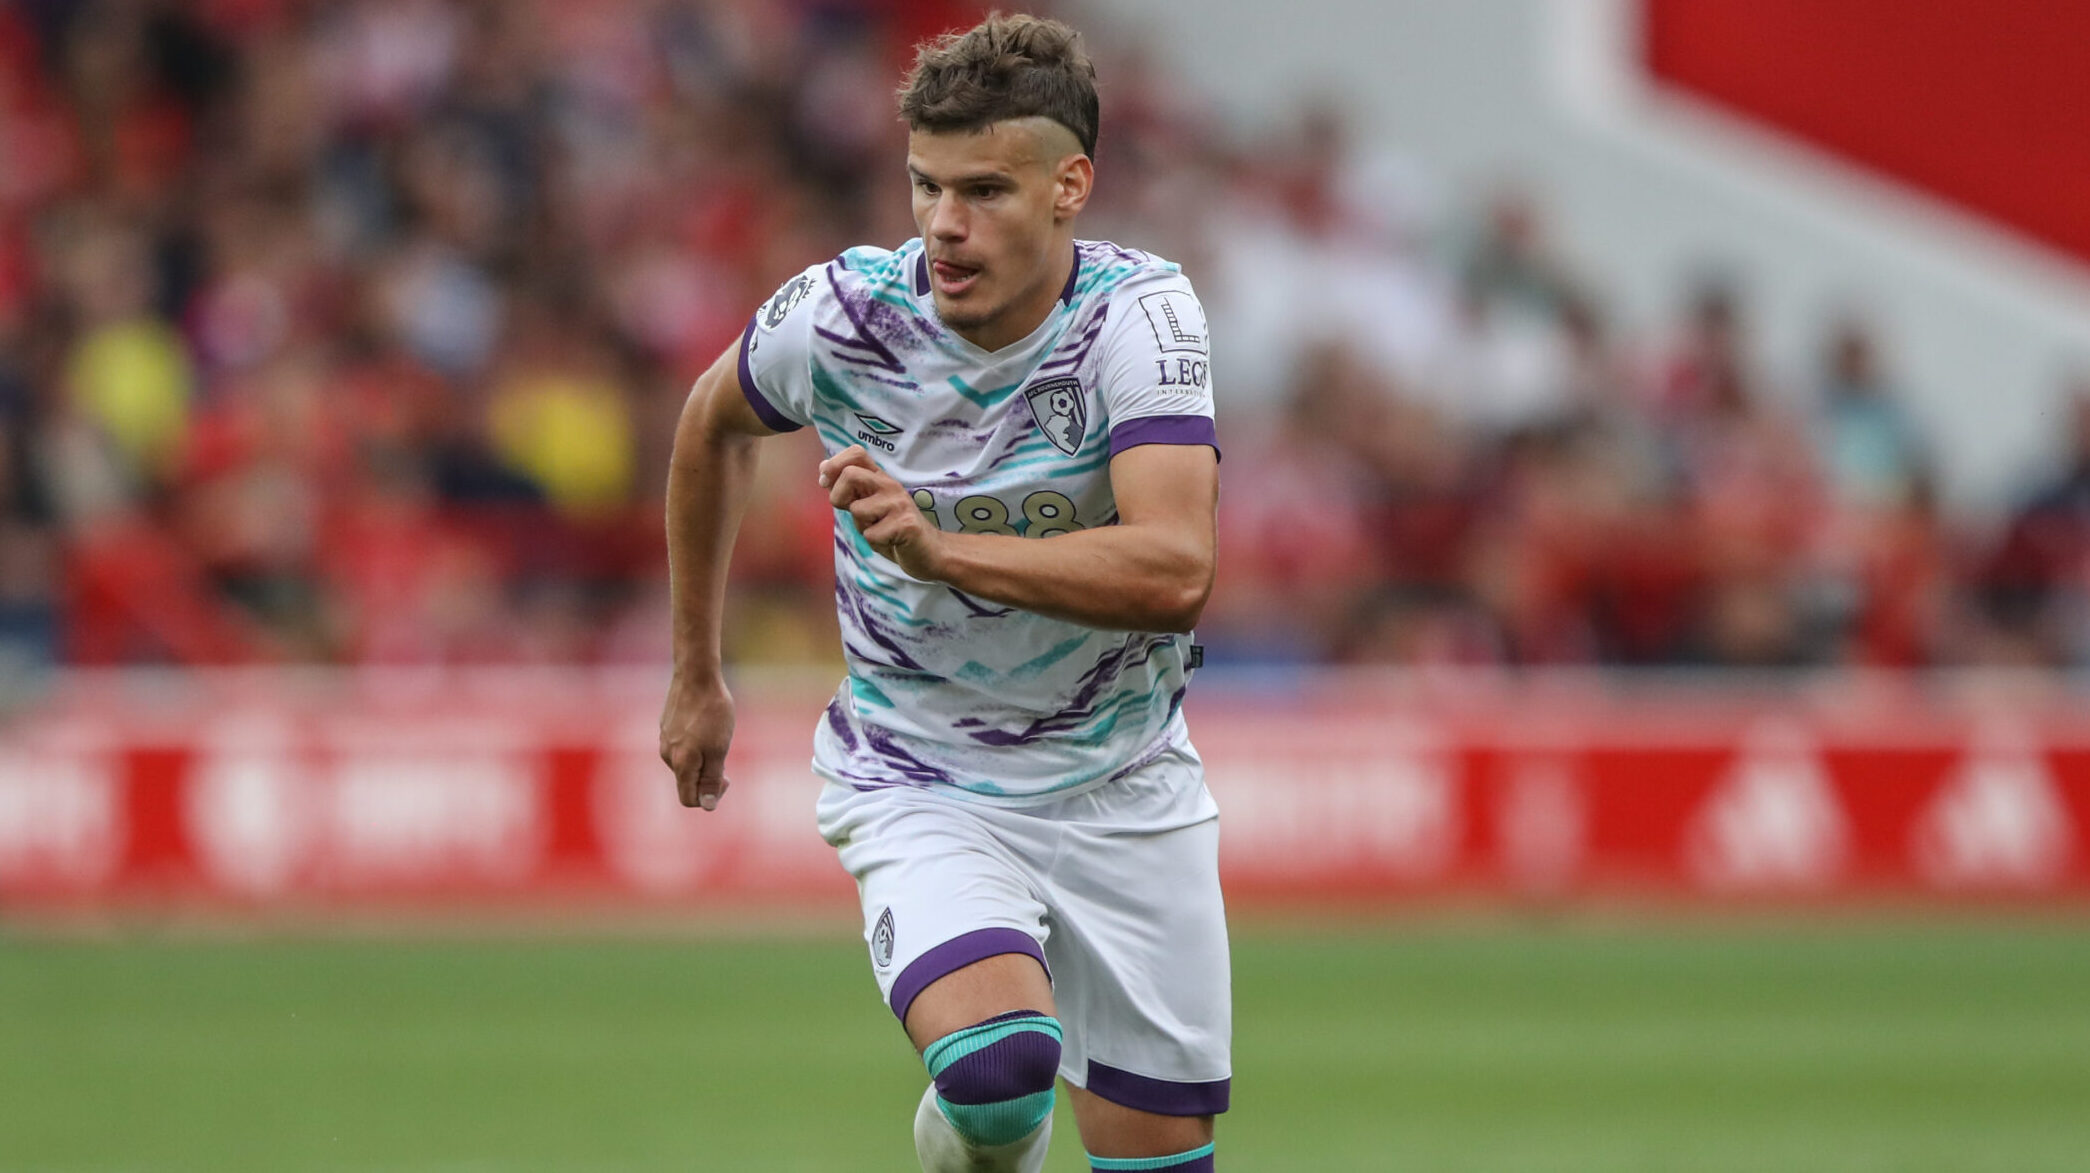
[1052,154,1093,223]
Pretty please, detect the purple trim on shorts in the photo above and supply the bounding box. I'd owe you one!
[1108,414,1219,459]
[890,928,1049,1024]
[736,316,803,433]
[1084,1062,1231,1116]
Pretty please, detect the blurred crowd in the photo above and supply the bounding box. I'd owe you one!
[3,0,2089,676]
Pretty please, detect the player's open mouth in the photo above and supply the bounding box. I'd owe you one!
[931,259,981,296]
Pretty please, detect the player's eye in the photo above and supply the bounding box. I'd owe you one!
[914,179,939,196]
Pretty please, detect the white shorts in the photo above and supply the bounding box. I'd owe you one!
[815,741,1232,1117]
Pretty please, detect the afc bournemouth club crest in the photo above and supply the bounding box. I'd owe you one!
[1024,376,1086,455]
[872,907,896,967]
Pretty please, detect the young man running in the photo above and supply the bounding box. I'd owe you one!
[661,14,1227,1171]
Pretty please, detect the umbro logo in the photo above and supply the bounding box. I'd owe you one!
[854,413,902,452]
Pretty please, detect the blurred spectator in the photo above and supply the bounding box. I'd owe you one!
[1983,380,2090,666]
[1427,187,1588,435]
[61,215,194,487]
[1461,186,1582,321]
[1814,315,1930,511]
[0,346,58,674]
[486,301,634,518]
[1804,316,1950,666]
[1207,343,1389,663]
[1841,468,1958,667]
[1649,277,1821,665]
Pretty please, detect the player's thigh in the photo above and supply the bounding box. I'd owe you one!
[1065,1085,1214,1160]
[902,951,1055,1053]
[1046,750,1231,1110]
[818,780,1056,1029]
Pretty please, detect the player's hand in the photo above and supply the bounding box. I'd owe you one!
[660,671,734,811]
[820,445,945,579]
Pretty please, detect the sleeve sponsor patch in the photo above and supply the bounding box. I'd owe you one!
[1152,353,1209,398]
[1138,289,1208,354]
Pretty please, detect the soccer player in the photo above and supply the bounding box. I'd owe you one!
[660,14,1227,1172]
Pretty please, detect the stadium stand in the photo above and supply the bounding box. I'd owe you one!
[0,0,2080,674]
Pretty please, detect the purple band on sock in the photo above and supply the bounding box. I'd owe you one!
[935,1018,1061,1105]
[1084,1061,1231,1116]
[889,927,1049,1023]
[1108,414,1220,459]
[736,316,802,433]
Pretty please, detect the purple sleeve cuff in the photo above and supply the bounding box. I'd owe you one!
[736,316,803,433]
[889,927,1050,1024]
[1107,414,1220,460]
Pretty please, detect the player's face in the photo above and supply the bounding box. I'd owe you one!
[908,120,1092,351]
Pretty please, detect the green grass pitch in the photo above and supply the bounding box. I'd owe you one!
[5,917,2089,1171]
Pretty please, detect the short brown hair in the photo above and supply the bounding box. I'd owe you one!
[898,13,1099,157]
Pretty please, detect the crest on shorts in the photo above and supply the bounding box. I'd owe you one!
[1024,376,1087,456]
[872,907,896,967]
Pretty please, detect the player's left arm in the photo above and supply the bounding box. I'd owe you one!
[821,441,1216,632]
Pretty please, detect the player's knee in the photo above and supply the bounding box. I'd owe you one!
[923,1010,1062,1147]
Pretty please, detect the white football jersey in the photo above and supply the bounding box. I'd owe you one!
[739,237,1218,803]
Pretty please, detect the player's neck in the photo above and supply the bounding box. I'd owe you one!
[949,239,1076,353]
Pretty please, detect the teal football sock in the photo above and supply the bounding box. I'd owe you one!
[923,1011,1062,1147]
[1089,1142,1215,1171]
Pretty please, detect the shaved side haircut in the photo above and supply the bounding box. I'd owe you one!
[898,12,1100,158]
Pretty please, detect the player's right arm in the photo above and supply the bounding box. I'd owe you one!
[659,341,780,811]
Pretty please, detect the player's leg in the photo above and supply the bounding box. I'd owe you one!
[1065,1089,1214,1171]
[905,952,1061,1172]
[903,950,1057,1046]
[1041,743,1231,1169]
[817,781,1063,1172]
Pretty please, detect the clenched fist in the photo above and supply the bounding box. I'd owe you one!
[820,445,946,580]
[660,672,733,811]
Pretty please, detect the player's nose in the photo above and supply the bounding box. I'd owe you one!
[926,193,966,239]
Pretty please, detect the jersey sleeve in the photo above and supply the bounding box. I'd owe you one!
[1094,267,1219,458]
[735,265,825,433]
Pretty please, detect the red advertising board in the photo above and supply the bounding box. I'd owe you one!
[2,671,2087,912]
